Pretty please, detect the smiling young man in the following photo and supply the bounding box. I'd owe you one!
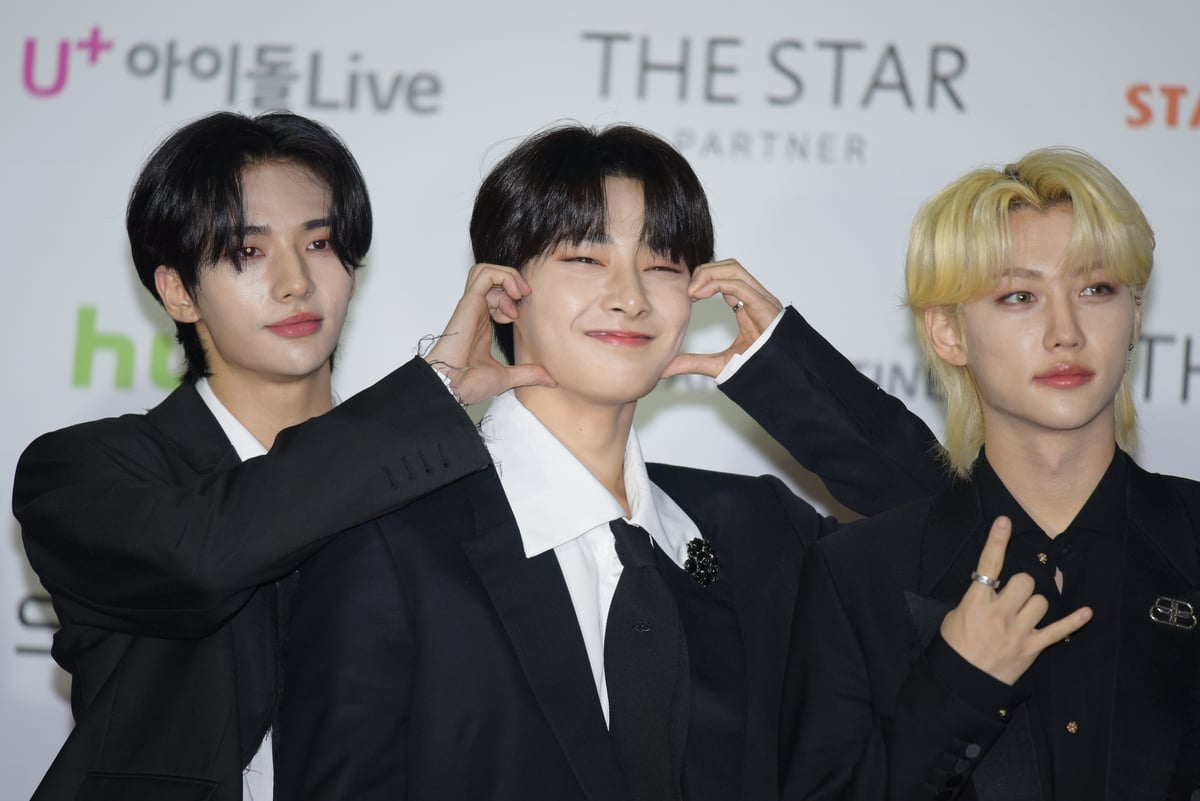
[781,148,1200,800]
[13,111,544,801]
[274,123,950,801]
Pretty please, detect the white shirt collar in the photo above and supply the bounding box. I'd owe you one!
[481,391,699,568]
[194,378,268,461]
[193,377,340,463]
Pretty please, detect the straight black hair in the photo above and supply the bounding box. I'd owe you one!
[126,111,372,382]
[470,124,714,363]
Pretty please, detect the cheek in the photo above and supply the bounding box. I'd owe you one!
[326,271,356,315]
[653,284,693,334]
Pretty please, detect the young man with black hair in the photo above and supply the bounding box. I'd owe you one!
[276,123,950,801]
[13,110,547,801]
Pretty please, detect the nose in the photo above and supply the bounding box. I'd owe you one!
[272,246,315,301]
[604,262,650,317]
[1043,293,1083,351]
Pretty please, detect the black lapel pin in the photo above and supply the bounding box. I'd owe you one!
[684,538,719,587]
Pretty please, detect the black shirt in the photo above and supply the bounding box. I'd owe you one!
[930,450,1127,801]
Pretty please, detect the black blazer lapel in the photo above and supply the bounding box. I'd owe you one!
[1105,465,1200,800]
[461,478,627,801]
[145,382,241,477]
[650,465,808,801]
[920,479,986,598]
[147,384,278,764]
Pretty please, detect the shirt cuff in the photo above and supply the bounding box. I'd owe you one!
[925,634,1028,722]
[714,308,787,385]
[425,359,466,407]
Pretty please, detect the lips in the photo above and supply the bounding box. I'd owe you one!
[1033,363,1095,389]
[585,330,654,346]
[267,312,322,338]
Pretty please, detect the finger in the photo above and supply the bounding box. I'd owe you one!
[488,287,521,322]
[997,572,1036,602]
[467,263,530,301]
[1028,606,1093,653]
[689,260,780,305]
[689,258,757,290]
[689,258,743,283]
[689,274,755,301]
[503,364,557,391]
[661,351,724,380]
[691,278,784,325]
[1011,587,1049,626]
[973,516,1012,592]
[688,259,747,298]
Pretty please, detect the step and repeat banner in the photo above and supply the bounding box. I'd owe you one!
[3,1,1196,793]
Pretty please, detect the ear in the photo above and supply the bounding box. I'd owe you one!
[924,306,968,367]
[154,266,200,324]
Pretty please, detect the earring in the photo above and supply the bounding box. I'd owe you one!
[1127,342,1135,372]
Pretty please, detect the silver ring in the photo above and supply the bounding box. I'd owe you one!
[970,571,1000,590]
[730,301,745,313]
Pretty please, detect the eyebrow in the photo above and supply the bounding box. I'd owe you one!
[1003,267,1045,280]
[1004,262,1107,281]
[240,218,332,236]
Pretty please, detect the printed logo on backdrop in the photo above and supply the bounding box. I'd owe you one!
[582,32,968,164]
[72,306,180,391]
[23,25,444,113]
[1125,84,1200,129]
[15,595,57,657]
[1132,333,1200,402]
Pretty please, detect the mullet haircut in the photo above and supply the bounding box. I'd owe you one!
[905,147,1155,476]
[126,111,372,382]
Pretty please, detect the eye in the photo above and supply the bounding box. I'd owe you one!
[1080,282,1115,297]
[647,264,684,274]
[998,290,1035,305]
[563,255,600,265]
[308,238,332,252]
[238,245,263,259]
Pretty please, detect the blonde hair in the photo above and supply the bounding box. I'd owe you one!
[905,147,1155,477]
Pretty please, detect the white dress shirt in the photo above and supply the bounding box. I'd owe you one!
[481,391,705,725]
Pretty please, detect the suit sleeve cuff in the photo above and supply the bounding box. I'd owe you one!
[925,634,1028,721]
[714,308,787,385]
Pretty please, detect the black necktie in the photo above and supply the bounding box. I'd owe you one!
[604,518,689,801]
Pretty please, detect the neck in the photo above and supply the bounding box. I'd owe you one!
[206,369,335,450]
[515,385,637,516]
[982,425,1116,538]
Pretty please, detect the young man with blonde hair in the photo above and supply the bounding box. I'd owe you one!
[782,148,1200,800]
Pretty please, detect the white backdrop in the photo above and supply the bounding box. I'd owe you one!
[4,1,1197,795]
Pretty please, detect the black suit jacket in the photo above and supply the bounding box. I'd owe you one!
[13,359,492,801]
[275,307,950,801]
[781,453,1200,801]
